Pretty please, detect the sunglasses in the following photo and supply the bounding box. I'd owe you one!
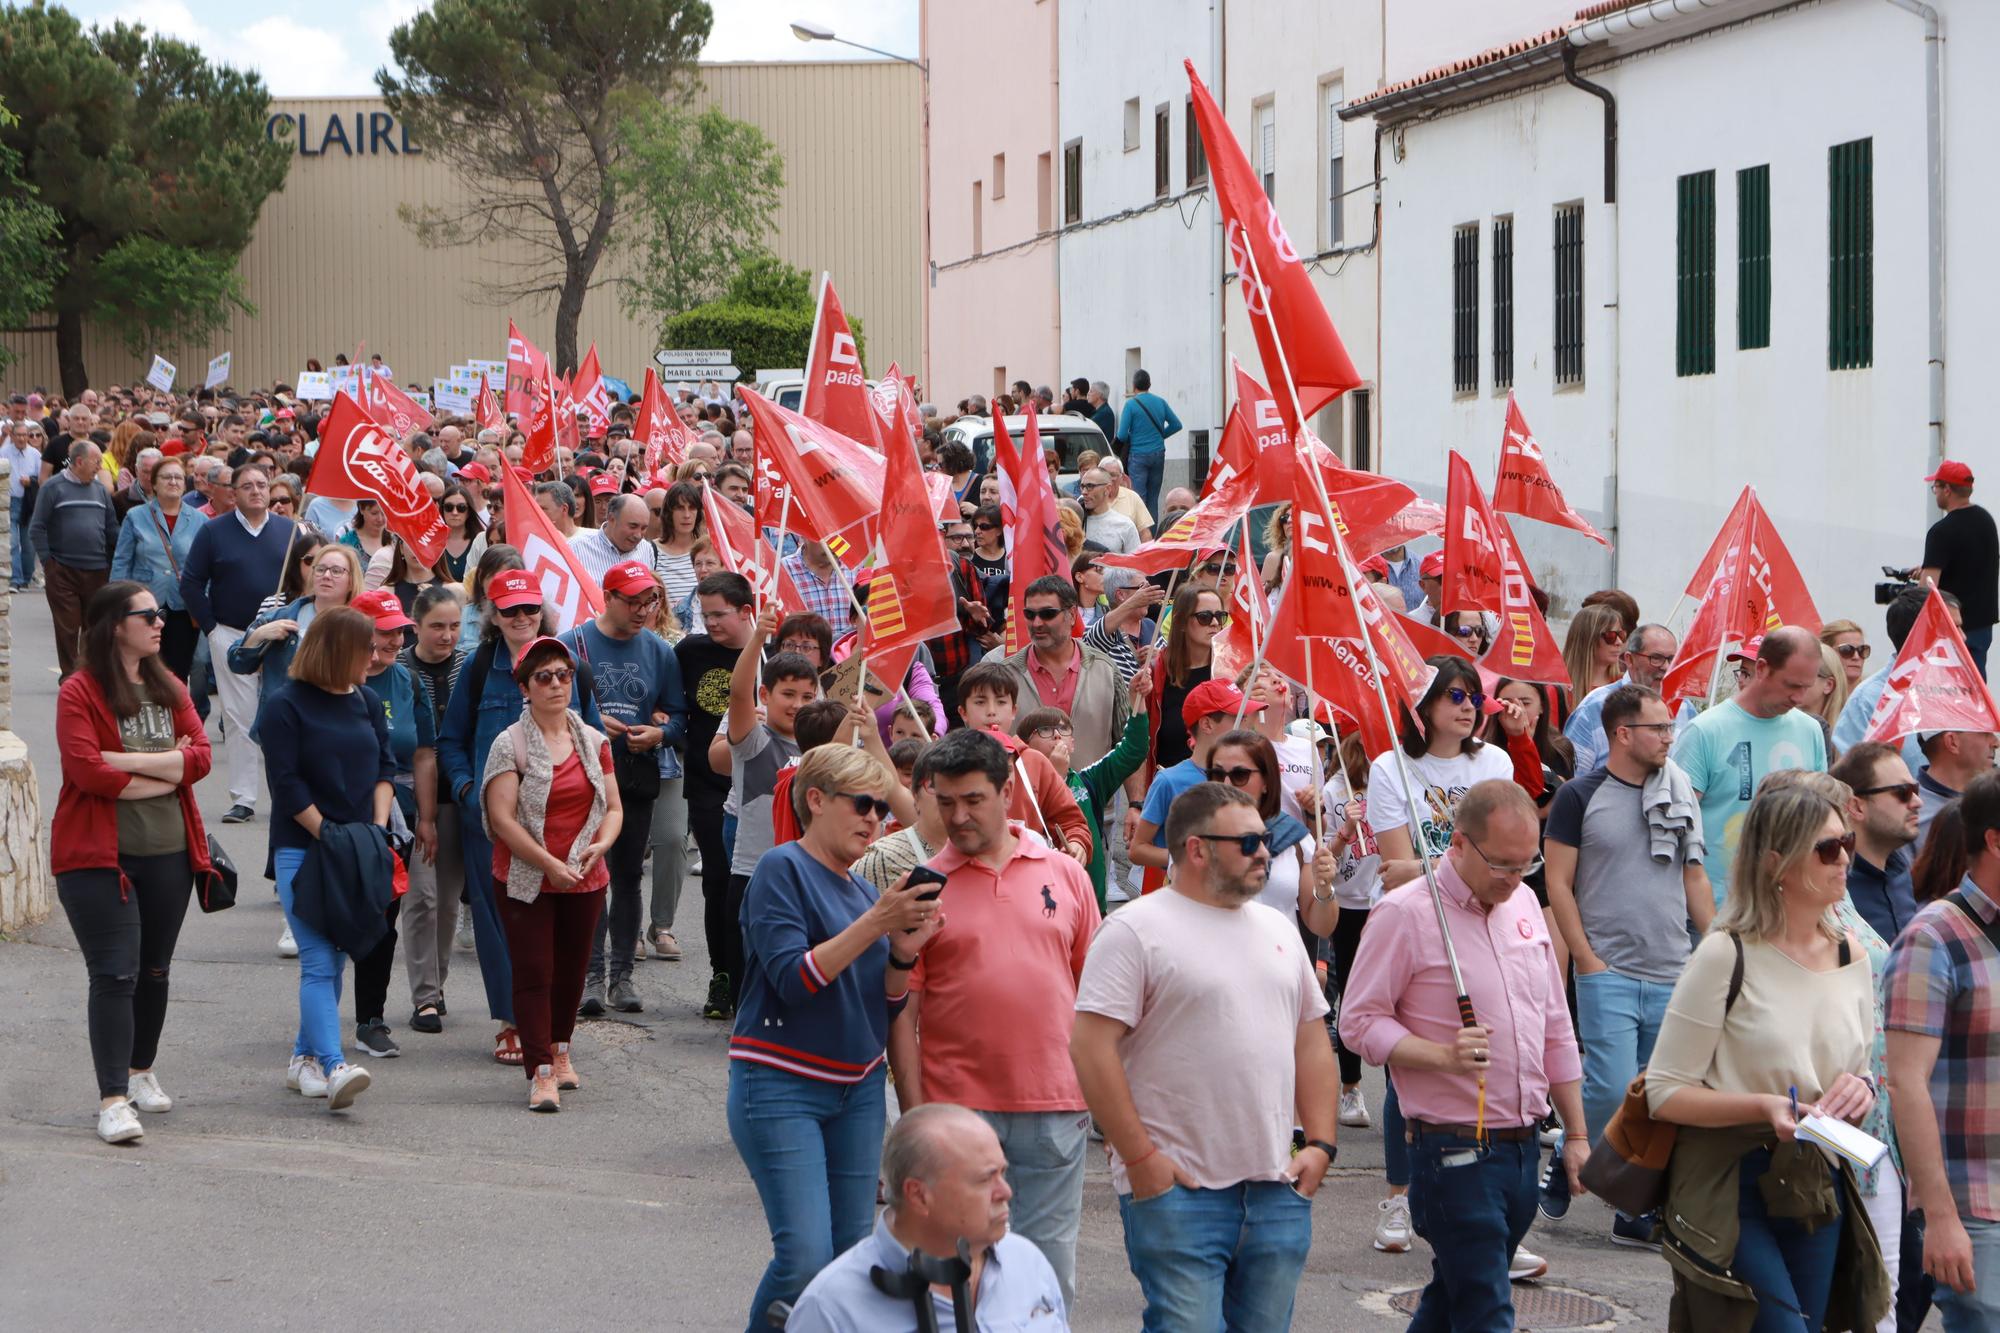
[1855,782,1920,803]
[1188,609,1230,627]
[498,603,544,619]
[1205,765,1260,787]
[1194,831,1272,857]
[1600,628,1627,646]
[1200,564,1232,577]
[122,607,168,626]
[833,791,893,820]
[1812,831,1857,866]
[270,496,294,508]
[1834,643,1873,661]
[1443,687,1487,708]
[440,502,468,513]
[528,667,573,686]
[975,522,999,532]
[1023,606,1069,622]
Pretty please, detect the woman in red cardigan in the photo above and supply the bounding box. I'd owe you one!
[54,580,216,1146]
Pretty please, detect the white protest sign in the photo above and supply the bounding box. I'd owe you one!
[331,365,361,396]
[146,355,176,392]
[467,358,505,379]
[432,379,475,415]
[296,370,333,401]
[204,352,231,389]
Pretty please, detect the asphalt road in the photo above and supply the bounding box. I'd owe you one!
[0,586,1681,1330]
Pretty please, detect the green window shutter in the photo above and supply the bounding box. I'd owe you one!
[1677,170,1716,376]
[1737,164,1771,349]
[1828,138,1873,370]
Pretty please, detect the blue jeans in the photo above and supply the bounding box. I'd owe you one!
[456,798,514,1023]
[1407,1130,1539,1332]
[1118,1180,1313,1332]
[274,848,348,1071]
[977,1109,1090,1313]
[1128,450,1164,522]
[1383,1081,1410,1188]
[1572,969,1673,1212]
[1964,624,1991,680]
[8,494,32,586]
[727,1061,886,1333]
[1731,1145,1844,1332]
[1936,1216,2000,1333]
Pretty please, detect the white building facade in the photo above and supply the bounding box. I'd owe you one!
[1352,0,1981,635]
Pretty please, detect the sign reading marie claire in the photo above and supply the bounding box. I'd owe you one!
[266,110,421,159]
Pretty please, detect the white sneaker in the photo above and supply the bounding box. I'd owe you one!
[454,909,475,954]
[325,1062,371,1110]
[128,1070,172,1113]
[1338,1087,1372,1129]
[1509,1245,1549,1282]
[1373,1195,1412,1253]
[278,924,299,958]
[97,1100,144,1144]
[287,1055,328,1097]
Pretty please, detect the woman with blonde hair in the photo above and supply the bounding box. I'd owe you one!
[1646,779,1886,1330]
[1819,618,1872,690]
[1805,643,1851,757]
[1055,500,1086,558]
[228,542,365,715]
[1561,603,1628,706]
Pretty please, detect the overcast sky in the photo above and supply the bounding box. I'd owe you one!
[70,0,920,97]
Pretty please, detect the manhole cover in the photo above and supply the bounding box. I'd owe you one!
[1387,1285,1615,1328]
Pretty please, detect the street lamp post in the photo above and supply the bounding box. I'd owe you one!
[791,19,932,395]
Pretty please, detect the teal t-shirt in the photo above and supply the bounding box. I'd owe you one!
[1669,698,1827,904]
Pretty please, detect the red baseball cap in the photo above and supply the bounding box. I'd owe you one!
[588,474,619,496]
[1725,635,1764,664]
[603,559,656,597]
[1360,555,1390,579]
[352,587,414,631]
[1181,679,1264,729]
[160,439,187,458]
[1925,460,1974,486]
[1419,551,1445,578]
[456,462,491,484]
[487,568,542,610]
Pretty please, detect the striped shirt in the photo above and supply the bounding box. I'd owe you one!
[1882,877,2000,1221]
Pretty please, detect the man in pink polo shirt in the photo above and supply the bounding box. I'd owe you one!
[1340,779,1588,1329]
[890,726,1100,1313]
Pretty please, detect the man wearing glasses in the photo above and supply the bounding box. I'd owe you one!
[1076,467,1140,554]
[1562,623,1681,773]
[1341,779,1589,1330]
[1829,741,1922,945]
[1542,685,1711,1246]
[997,575,1130,769]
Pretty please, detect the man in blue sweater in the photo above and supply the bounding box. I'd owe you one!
[1113,369,1181,521]
[179,464,295,823]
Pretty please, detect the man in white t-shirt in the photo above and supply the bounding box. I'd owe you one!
[1072,781,1337,1330]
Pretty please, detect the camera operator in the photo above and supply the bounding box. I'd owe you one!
[1918,461,1997,677]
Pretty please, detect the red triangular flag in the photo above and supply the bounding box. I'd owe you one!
[994,405,1069,656]
[553,372,581,453]
[505,320,548,419]
[306,392,449,567]
[801,274,884,450]
[739,387,884,573]
[1212,520,1268,681]
[1477,512,1571,690]
[1441,450,1507,615]
[860,427,959,653]
[1660,488,1821,705]
[703,478,801,612]
[475,373,504,435]
[571,344,611,440]
[634,368,694,474]
[1490,393,1608,546]
[498,450,602,633]
[1098,467,1259,576]
[1864,587,2000,742]
[521,361,559,475]
[1683,487,1756,598]
[1185,61,1361,432]
[362,371,435,438]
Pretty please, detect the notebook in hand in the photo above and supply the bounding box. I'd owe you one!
[1796,1113,1888,1170]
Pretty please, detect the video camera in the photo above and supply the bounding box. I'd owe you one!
[1875,565,1920,607]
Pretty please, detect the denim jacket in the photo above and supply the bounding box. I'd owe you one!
[112,500,207,611]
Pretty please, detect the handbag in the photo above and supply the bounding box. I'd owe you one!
[1579,934,1745,1215]
[198,834,238,913]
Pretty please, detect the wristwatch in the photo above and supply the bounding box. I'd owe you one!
[1302,1138,1338,1164]
[887,952,918,971]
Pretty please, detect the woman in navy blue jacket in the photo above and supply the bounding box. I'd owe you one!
[726,743,940,1332]
[434,568,600,1067]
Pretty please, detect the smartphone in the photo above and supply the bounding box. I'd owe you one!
[906,866,949,903]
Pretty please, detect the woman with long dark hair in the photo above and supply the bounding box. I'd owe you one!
[110,454,206,682]
[435,482,482,584]
[1150,582,1228,770]
[1205,727,1340,937]
[53,581,217,1144]
[654,481,705,620]
[339,497,392,563]
[259,529,328,617]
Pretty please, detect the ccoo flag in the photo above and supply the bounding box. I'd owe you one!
[305,392,450,568]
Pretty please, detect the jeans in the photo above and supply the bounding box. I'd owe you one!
[1382,1082,1410,1188]
[1963,625,1991,680]
[1936,1216,2000,1333]
[1406,1129,1539,1332]
[456,798,515,1023]
[1128,450,1164,522]
[1118,1180,1314,1332]
[727,1061,887,1333]
[587,791,652,986]
[55,853,194,1099]
[10,493,33,585]
[691,792,730,975]
[275,847,349,1072]
[1731,1145,1844,1332]
[1571,968,1672,1213]
[976,1109,1091,1313]
[649,775,687,933]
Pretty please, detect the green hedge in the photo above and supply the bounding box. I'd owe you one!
[662,300,865,380]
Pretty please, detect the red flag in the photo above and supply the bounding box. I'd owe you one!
[860,428,959,653]
[1491,393,1608,546]
[1322,461,1435,561]
[1213,521,1268,680]
[554,372,581,453]
[1098,467,1259,576]
[362,370,435,438]
[1441,450,1507,614]
[703,478,800,611]
[1185,61,1361,431]
[801,274,884,449]
[498,449,602,633]
[634,368,694,473]
[1289,471,1368,643]
[521,361,559,475]
[924,471,959,523]
[1265,565,1435,759]
[1661,488,1821,705]
[994,405,1069,656]
[1864,587,2000,742]
[571,344,611,440]
[475,373,504,435]
[1683,488,1755,598]
[1477,512,1572,690]
[305,392,449,568]
[505,320,548,419]
[739,387,884,567]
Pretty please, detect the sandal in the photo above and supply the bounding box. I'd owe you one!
[410,1005,442,1035]
[493,1025,523,1066]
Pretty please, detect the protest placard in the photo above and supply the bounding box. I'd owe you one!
[204,352,231,389]
[146,355,176,392]
[296,370,333,401]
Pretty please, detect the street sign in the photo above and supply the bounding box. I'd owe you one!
[654,348,733,369]
[655,362,741,382]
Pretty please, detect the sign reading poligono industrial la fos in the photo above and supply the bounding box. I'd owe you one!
[266,110,421,159]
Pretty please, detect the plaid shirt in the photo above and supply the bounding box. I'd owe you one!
[780,552,855,633]
[1882,876,2000,1222]
[924,555,984,684]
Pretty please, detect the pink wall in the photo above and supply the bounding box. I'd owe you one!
[923,0,1061,403]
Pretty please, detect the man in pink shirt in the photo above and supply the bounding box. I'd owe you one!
[1340,779,1589,1329]
[890,727,1100,1313]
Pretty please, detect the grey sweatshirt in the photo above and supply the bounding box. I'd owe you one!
[29,471,117,569]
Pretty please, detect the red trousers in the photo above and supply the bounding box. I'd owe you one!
[497,884,604,1079]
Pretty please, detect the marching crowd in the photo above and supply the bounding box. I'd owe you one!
[23,367,2000,1333]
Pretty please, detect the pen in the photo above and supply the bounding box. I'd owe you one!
[1789,1084,1799,1123]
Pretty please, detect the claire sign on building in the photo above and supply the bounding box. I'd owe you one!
[265,111,420,159]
